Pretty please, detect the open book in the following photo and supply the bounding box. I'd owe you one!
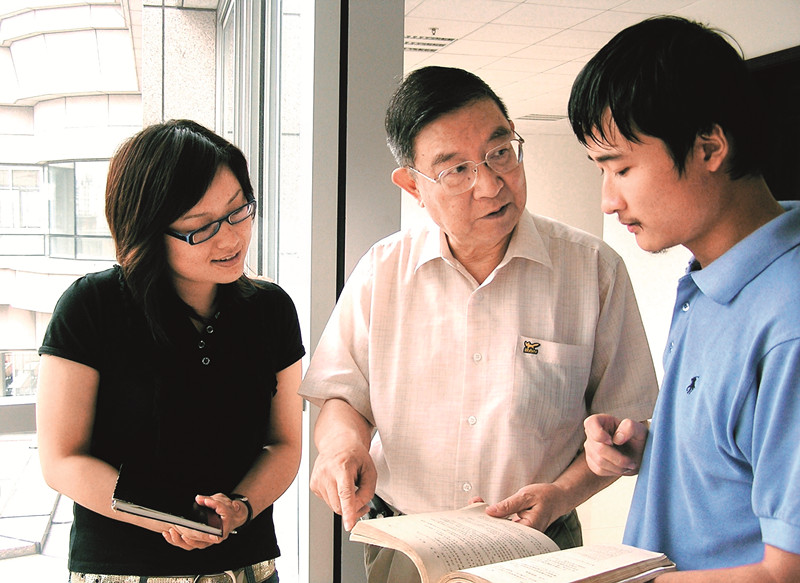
[350,503,674,583]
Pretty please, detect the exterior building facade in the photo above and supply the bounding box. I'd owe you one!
[0,0,218,416]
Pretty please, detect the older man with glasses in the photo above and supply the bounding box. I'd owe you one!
[299,66,658,583]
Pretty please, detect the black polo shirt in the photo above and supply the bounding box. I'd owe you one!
[40,266,304,575]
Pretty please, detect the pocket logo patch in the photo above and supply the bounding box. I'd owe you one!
[523,340,541,355]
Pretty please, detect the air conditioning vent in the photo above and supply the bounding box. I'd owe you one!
[518,113,568,122]
[404,35,455,52]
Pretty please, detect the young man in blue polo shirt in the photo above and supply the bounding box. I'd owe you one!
[569,16,800,582]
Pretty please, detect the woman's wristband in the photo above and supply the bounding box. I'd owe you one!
[229,493,253,528]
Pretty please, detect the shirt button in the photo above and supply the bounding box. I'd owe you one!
[681,302,690,312]
[462,482,472,492]
[467,415,477,426]
[201,357,210,365]
[473,353,482,363]
[669,341,675,352]
[198,340,206,349]
[206,325,214,334]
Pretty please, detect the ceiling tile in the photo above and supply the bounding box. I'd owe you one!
[413,52,501,70]
[493,3,603,28]
[483,56,562,73]
[614,0,699,14]
[537,28,615,49]
[404,16,483,39]
[407,0,519,22]
[511,44,594,61]
[674,0,800,58]
[404,0,800,132]
[463,23,557,44]
[439,38,532,57]
[521,0,625,8]
[573,10,655,32]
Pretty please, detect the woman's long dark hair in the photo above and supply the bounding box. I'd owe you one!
[105,119,256,342]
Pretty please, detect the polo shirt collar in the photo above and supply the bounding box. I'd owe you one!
[690,201,800,304]
[415,209,553,272]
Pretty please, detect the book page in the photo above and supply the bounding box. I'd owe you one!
[351,503,559,583]
[441,544,674,583]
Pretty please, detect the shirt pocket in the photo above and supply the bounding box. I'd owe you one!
[511,335,593,439]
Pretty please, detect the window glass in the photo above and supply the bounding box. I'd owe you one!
[19,188,47,229]
[0,167,43,229]
[48,163,76,236]
[0,166,46,252]
[12,169,38,187]
[277,0,309,290]
[0,182,16,229]
[77,235,115,260]
[34,161,113,259]
[75,161,110,236]
[1,350,40,397]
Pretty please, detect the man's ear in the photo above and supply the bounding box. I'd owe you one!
[392,167,423,205]
[696,123,729,173]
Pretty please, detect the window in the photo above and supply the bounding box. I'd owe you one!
[1,349,39,397]
[216,2,312,581]
[46,161,113,260]
[0,166,46,255]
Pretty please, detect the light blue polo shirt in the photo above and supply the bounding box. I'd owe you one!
[624,201,800,569]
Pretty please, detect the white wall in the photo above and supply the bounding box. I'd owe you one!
[521,123,602,237]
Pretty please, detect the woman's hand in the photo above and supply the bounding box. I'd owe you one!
[198,493,250,534]
[161,493,248,550]
[162,525,221,550]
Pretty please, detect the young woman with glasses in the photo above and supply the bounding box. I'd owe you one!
[36,119,304,583]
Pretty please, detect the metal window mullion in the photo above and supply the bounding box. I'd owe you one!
[263,0,280,281]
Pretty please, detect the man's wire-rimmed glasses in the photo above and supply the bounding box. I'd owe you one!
[408,132,524,196]
[165,199,257,245]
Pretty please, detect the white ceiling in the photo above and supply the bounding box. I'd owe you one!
[403,0,800,134]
